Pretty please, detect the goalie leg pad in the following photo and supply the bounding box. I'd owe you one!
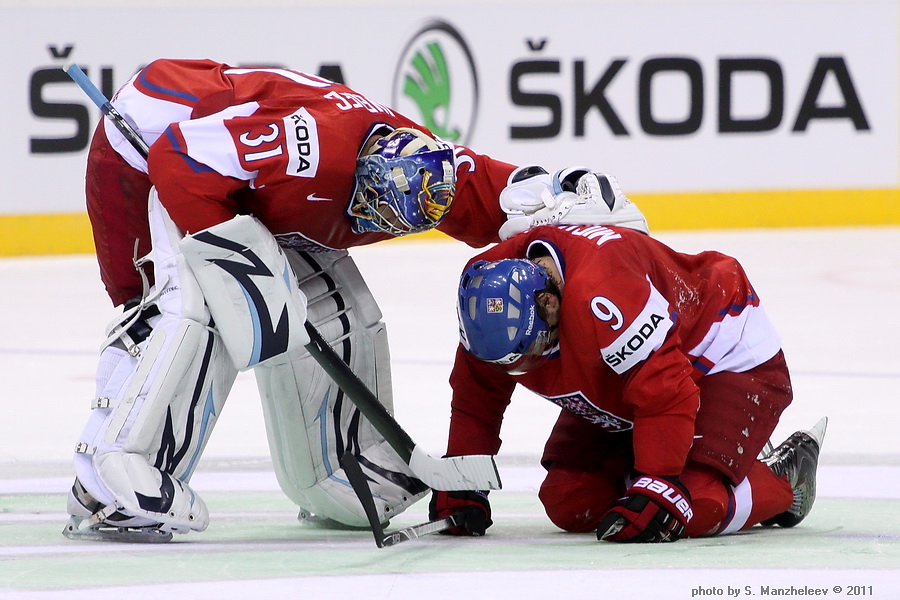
[255,249,428,527]
[179,215,310,371]
[71,193,238,534]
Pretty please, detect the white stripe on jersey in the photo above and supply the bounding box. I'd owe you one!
[177,102,260,183]
[687,303,782,375]
[719,476,753,535]
[600,281,673,375]
[104,72,193,173]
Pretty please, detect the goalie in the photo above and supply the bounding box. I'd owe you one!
[66,57,649,541]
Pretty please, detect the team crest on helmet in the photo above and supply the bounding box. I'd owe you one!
[486,298,504,313]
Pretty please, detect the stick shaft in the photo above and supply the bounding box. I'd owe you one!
[63,60,150,158]
[304,322,415,462]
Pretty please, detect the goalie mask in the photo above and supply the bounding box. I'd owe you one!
[351,127,456,236]
[458,259,555,375]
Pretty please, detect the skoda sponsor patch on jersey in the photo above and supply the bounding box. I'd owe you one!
[540,391,633,431]
[601,282,673,374]
[283,108,320,178]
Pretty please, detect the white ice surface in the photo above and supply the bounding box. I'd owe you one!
[1,227,899,598]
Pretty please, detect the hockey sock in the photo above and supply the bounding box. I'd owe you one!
[681,462,793,536]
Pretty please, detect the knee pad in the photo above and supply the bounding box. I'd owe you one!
[180,215,310,371]
[255,249,427,527]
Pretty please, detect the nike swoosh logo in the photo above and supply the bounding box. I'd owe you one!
[307,193,332,202]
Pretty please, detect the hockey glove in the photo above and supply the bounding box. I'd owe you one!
[498,166,649,240]
[596,474,693,543]
[429,490,492,536]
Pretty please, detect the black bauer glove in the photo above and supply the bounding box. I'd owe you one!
[596,474,693,543]
[428,490,492,536]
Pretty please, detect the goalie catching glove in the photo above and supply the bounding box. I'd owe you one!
[596,474,693,543]
[498,166,649,240]
[429,490,492,536]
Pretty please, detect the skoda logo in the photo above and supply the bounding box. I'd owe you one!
[392,20,479,146]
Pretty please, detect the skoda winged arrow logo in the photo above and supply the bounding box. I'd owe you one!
[392,20,479,146]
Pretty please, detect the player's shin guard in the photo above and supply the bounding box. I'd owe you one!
[67,192,237,538]
[255,249,428,528]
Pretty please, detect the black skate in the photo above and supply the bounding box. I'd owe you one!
[761,417,828,528]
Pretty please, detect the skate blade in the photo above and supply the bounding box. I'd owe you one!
[62,516,173,543]
[805,417,828,449]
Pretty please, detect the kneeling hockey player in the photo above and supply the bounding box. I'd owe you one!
[432,222,826,543]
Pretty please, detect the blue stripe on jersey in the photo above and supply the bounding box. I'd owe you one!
[718,290,758,317]
[165,128,215,174]
[138,69,200,103]
[692,356,714,375]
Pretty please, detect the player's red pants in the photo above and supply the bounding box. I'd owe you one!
[537,351,794,536]
[86,122,154,306]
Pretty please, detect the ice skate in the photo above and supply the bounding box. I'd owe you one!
[62,515,174,543]
[761,417,828,528]
[62,479,173,543]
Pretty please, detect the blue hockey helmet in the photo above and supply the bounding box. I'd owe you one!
[457,259,554,375]
[351,127,456,236]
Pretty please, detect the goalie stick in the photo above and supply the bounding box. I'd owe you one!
[305,324,500,491]
[62,61,148,157]
[339,450,387,547]
[63,61,501,493]
[381,514,460,547]
[341,450,460,548]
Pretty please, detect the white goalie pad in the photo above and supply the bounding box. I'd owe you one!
[499,166,650,240]
[255,249,429,527]
[179,215,310,371]
[70,191,238,535]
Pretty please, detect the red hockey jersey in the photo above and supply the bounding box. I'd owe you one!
[111,59,514,251]
[447,225,782,477]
